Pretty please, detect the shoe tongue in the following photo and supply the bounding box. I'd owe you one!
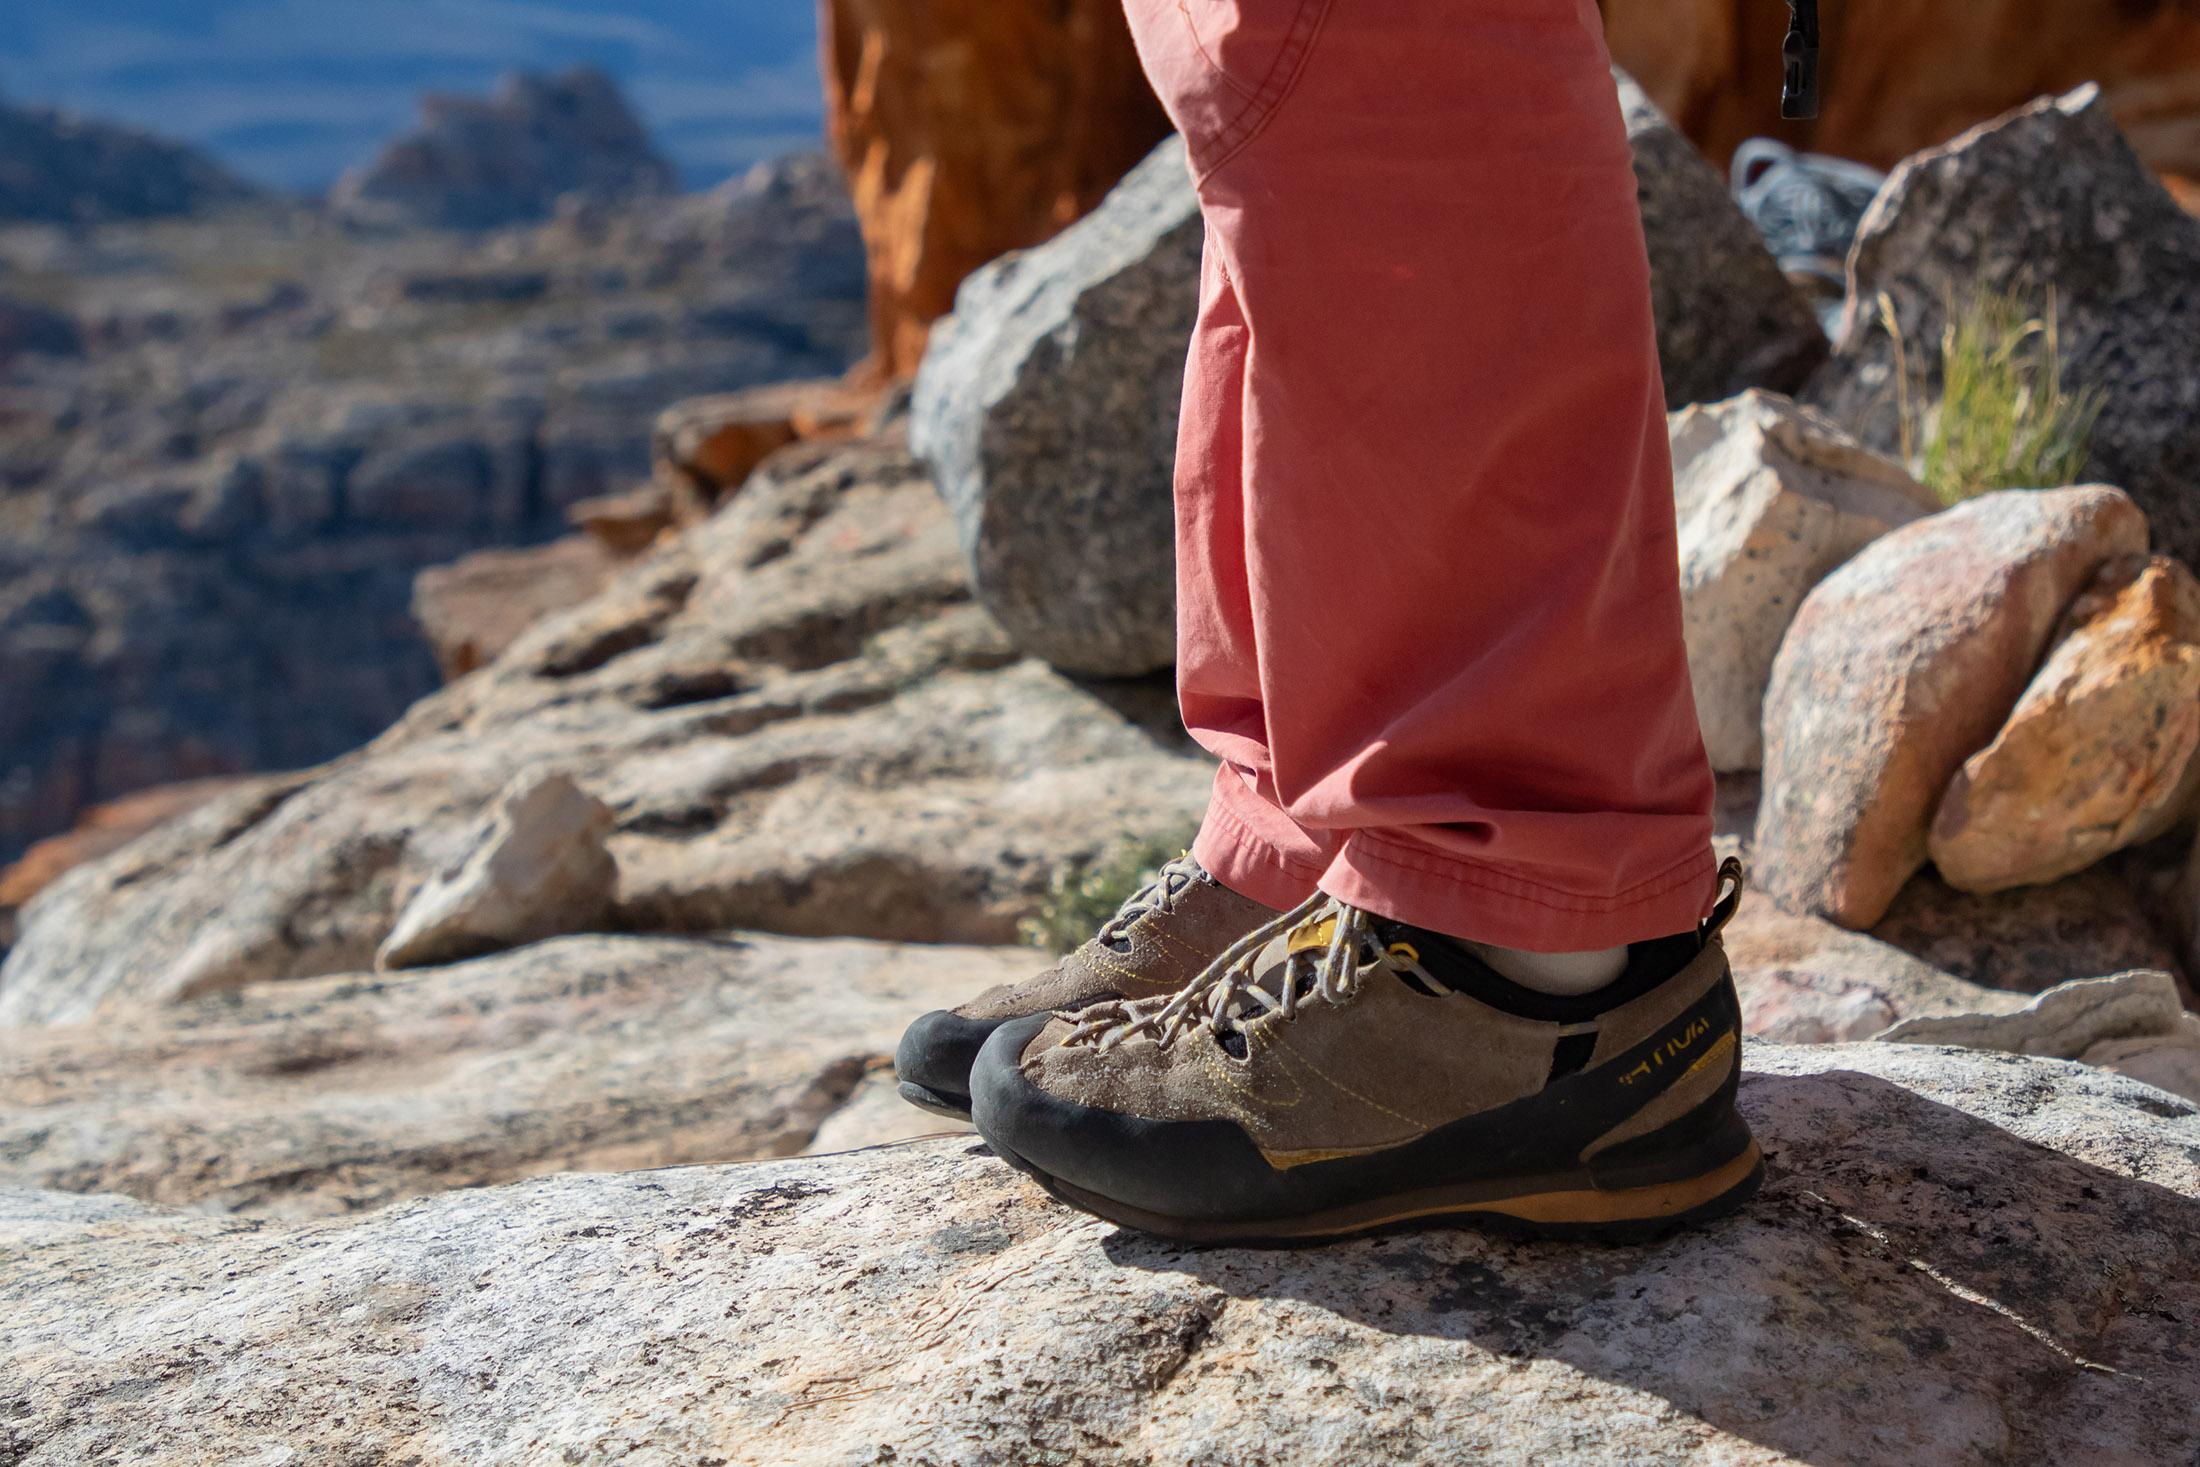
[1249,924,1357,1010]
[1285,913,1338,955]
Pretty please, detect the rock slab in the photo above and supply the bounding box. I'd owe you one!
[0,931,1017,1219]
[1931,552,2200,891]
[1670,390,1940,770]
[6,1042,2198,1465]
[411,535,622,680]
[1815,86,2200,569]
[913,134,1203,678]
[1755,485,2147,928]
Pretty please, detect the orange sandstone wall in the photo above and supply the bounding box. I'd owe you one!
[818,0,1173,382]
[1603,0,2200,187]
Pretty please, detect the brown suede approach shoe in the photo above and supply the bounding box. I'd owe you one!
[969,859,1761,1243]
[894,854,1283,1121]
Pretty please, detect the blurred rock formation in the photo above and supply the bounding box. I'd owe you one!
[0,154,866,864]
[0,92,259,223]
[817,0,1173,380]
[332,67,676,229]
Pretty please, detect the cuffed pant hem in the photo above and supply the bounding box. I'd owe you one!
[1193,785,1325,915]
[1321,833,1719,952]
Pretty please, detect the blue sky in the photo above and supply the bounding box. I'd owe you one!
[0,0,827,193]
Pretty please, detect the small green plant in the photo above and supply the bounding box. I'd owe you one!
[1019,822,1204,955]
[1880,282,2105,507]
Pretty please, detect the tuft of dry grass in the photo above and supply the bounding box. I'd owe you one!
[1881,282,2105,506]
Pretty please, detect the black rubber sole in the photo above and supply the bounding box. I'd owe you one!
[897,1080,974,1122]
[981,1124,1765,1245]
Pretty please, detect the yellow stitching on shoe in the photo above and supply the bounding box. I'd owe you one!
[1200,1023,1305,1109]
[1267,1027,1430,1131]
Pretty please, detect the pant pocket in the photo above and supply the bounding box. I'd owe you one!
[1143,0,1333,178]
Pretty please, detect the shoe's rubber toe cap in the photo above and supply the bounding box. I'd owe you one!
[970,1015,1270,1220]
[892,1007,1004,1119]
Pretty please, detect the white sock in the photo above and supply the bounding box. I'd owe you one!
[1462,941,1628,996]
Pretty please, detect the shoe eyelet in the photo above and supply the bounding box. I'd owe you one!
[1387,941,1419,964]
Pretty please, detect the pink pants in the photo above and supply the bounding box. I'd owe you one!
[1122,0,1716,950]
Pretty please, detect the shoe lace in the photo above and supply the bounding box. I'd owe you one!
[1093,852,1207,948]
[1064,893,1436,1053]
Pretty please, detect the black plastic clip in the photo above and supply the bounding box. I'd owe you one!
[1782,0,1821,120]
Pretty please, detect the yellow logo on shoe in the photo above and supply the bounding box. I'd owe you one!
[1286,916,1337,954]
[1616,1016,1722,1086]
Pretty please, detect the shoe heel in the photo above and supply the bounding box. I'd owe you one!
[1587,1070,1755,1193]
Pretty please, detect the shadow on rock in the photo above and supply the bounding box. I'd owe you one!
[1100,1067,2200,1465]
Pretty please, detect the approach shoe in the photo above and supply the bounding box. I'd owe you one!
[895,853,1283,1121]
[970,858,1762,1243]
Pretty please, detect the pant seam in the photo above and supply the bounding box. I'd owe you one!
[1338,832,1713,915]
[1185,0,1334,183]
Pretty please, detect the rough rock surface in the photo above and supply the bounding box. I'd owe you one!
[0,776,250,914]
[1617,71,1828,408]
[1932,553,2200,891]
[0,931,1019,1219]
[1868,865,2190,998]
[913,136,1201,677]
[818,0,1174,379]
[0,153,866,862]
[411,535,621,680]
[376,771,618,970]
[331,67,675,229]
[1604,0,2200,178]
[2081,1031,2200,1104]
[1814,87,2200,569]
[0,436,1214,1024]
[0,93,259,223]
[1880,968,2194,1057]
[1877,967,2200,1103]
[1670,390,1940,770]
[1723,891,2024,1043]
[651,377,879,521]
[7,1043,2199,1465]
[1754,486,2147,928]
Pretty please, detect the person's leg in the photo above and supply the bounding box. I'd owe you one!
[968,0,1758,1241]
[1173,218,1333,916]
[1158,0,1716,948]
[893,6,1335,1124]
